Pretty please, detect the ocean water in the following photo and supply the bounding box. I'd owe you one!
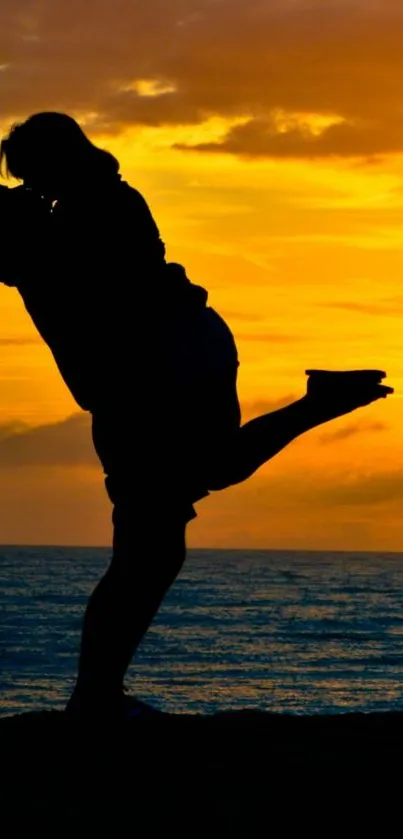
[2,547,403,718]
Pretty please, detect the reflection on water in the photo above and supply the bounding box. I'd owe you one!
[1,547,403,716]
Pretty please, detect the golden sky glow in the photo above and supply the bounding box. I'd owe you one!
[1,0,403,549]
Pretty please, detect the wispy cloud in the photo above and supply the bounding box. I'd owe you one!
[242,395,297,420]
[237,332,303,344]
[323,300,403,316]
[319,420,388,445]
[0,413,97,468]
[220,310,266,324]
[317,469,403,507]
[0,337,40,346]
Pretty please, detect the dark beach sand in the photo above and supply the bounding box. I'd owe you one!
[2,708,402,834]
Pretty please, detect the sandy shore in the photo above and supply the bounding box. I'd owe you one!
[2,709,402,834]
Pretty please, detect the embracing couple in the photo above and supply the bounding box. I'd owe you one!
[0,112,394,720]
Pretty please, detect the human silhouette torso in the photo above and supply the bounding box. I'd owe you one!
[1,177,240,512]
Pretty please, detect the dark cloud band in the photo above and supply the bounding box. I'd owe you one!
[0,1,402,159]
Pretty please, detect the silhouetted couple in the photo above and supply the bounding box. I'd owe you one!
[0,113,393,720]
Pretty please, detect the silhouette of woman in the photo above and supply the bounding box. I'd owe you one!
[0,113,393,718]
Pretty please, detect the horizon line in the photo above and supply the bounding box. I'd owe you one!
[1,544,403,556]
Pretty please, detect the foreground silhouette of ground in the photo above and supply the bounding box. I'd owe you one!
[2,707,402,834]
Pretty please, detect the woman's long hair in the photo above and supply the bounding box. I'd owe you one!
[0,112,119,182]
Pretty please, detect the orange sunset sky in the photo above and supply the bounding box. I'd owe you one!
[0,0,403,549]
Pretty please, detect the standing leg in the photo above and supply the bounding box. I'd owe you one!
[66,506,187,717]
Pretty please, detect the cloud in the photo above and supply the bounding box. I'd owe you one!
[0,1,403,159]
[0,337,39,345]
[220,310,266,323]
[242,394,297,421]
[237,332,303,344]
[243,458,403,511]
[0,412,97,468]
[174,114,403,160]
[323,296,403,317]
[324,301,391,316]
[319,420,388,445]
[318,469,403,507]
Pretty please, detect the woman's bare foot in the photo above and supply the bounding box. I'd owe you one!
[305,368,394,423]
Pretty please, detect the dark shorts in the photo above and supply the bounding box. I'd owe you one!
[105,474,197,524]
[91,413,206,525]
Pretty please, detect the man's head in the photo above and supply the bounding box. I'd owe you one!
[0,112,119,198]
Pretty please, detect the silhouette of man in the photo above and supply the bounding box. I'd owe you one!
[0,113,393,719]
